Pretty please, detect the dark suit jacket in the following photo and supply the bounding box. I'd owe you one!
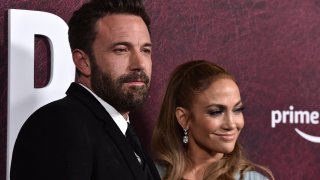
[10,83,160,180]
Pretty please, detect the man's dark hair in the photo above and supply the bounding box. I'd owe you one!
[68,0,150,56]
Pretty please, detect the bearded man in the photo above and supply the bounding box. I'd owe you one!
[10,1,160,180]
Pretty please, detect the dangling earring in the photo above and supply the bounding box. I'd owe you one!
[183,128,188,144]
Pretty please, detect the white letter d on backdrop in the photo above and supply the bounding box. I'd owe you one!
[7,9,75,180]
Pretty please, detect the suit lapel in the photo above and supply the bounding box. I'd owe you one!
[66,83,146,180]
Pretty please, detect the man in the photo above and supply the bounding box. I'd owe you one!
[10,0,160,179]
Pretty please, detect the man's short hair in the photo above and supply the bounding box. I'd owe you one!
[68,0,150,56]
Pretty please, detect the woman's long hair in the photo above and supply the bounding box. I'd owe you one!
[151,60,274,180]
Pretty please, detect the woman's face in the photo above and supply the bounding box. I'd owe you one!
[187,78,244,156]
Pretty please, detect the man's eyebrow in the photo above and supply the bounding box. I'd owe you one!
[110,42,152,48]
[110,41,132,47]
[143,43,152,47]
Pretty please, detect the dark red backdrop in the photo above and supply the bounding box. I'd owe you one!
[1,0,320,179]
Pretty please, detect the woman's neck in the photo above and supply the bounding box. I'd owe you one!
[183,149,224,180]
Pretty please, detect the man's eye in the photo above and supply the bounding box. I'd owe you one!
[113,48,127,53]
[142,48,152,54]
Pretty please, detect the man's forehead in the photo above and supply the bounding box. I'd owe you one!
[94,14,150,42]
[97,14,146,29]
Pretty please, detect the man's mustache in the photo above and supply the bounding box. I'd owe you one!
[118,72,150,85]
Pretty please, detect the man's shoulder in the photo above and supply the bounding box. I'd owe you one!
[31,95,79,116]
[32,83,95,116]
[22,91,93,131]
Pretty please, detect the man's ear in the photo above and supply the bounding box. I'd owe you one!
[176,107,189,129]
[72,49,91,77]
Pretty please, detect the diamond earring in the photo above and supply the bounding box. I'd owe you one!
[183,128,188,144]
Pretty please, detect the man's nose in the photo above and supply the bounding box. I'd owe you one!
[129,50,146,71]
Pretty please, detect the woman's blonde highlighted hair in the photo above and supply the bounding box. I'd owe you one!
[152,60,274,180]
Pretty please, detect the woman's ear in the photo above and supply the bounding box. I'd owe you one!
[72,49,91,77]
[176,107,189,129]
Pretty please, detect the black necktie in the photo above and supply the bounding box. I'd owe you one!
[126,123,144,165]
[126,123,158,180]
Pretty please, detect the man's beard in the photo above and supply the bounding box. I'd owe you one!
[90,60,150,113]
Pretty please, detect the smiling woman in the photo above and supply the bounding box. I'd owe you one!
[152,60,274,180]
[180,77,244,156]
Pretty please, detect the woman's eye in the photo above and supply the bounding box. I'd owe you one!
[209,110,223,116]
[234,107,245,113]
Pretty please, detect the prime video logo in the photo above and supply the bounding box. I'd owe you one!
[271,105,320,143]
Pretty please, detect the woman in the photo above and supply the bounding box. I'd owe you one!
[152,60,274,180]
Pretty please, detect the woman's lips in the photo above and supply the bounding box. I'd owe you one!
[214,133,237,141]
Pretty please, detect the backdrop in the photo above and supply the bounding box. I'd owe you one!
[1,0,320,179]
